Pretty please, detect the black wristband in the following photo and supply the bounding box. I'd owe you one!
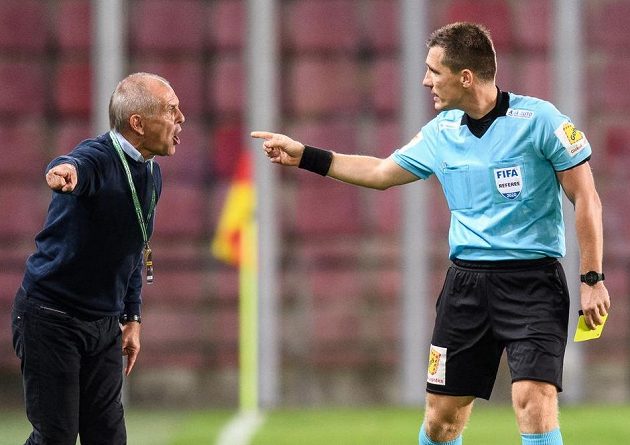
[298,145,333,176]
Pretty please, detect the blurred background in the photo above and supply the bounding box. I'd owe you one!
[0,0,629,414]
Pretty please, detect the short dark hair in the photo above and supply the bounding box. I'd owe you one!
[426,22,496,82]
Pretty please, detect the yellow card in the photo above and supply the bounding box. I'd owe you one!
[573,312,608,342]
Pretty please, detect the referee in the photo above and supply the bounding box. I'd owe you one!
[252,22,610,445]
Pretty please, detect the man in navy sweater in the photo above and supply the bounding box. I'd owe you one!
[11,72,185,445]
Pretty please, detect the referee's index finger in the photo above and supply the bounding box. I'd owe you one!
[250,130,274,140]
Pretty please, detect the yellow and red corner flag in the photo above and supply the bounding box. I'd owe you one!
[211,151,255,265]
[211,150,259,411]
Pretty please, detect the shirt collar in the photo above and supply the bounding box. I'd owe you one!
[111,130,152,163]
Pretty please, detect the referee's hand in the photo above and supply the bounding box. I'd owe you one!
[251,131,304,167]
[580,282,611,330]
[46,164,77,193]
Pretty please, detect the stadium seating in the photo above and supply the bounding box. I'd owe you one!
[55,0,91,51]
[0,61,47,117]
[0,0,47,53]
[587,0,630,50]
[209,0,245,50]
[0,185,48,238]
[129,0,207,53]
[371,57,400,115]
[52,120,93,156]
[153,183,207,238]
[512,0,551,52]
[209,55,244,115]
[443,0,514,51]
[0,121,48,180]
[293,181,364,235]
[283,0,360,52]
[597,59,630,112]
[209,123,246,179]
[54,60,92,116]
[286,57,362,116]
[363,0,400,52]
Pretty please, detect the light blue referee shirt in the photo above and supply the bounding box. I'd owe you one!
[391,91,592,261]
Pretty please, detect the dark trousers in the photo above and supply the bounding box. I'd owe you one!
[12,288,127,445]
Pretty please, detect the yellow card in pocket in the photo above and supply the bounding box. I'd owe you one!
[574,311,608,342]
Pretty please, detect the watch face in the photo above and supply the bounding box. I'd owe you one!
[584,271,600,285]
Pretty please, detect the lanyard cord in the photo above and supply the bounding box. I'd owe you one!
[109,131,156,245]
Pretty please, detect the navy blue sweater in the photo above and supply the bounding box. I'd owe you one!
[21,133,162,319]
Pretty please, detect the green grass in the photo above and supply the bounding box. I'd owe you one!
[2,404,629,444]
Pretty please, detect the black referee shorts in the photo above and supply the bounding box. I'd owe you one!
[426,257,570,400]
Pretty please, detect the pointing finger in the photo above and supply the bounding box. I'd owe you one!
[251,131,274,140]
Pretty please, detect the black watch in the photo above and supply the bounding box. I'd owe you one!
[119,314,141,325]
[580,271,605,286]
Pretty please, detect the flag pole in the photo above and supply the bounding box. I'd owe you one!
[239,218,258,410]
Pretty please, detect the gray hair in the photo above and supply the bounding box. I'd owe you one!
[108,72,171,132]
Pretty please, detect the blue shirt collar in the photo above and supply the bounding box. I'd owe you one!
[111,130,152,163]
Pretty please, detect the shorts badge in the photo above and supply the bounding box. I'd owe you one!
[427,345,447,385]
[494,166,522,200]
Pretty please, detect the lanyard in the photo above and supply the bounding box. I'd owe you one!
[110,131,156,283]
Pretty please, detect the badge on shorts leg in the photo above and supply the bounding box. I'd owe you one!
[427,344,447,385]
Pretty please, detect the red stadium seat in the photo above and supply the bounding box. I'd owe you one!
[204,269,239,303]
[153,183,207,238]
[210,122,245,179]
[373,119,402,158]
[0,61,47,117]
[371,57,400,115]
[52,120,93,157]
[209,0,245,50]
[517,56,552,102]
[208,55,244,115]
[55,0,92,51]
[293,181,364,235]
[284,0,360,52]
[604,124,630,159]
[363,0,400,52]
[587,1,630,50]
[284,120,359,152]
[512,0,551,52]
[0,185,49,237]
[596,60,630,112]
[140,270,207,304]
[286,57,362,116]
[209,307,239,344]
[443,0,514,51]
[130,0,207,52]
[139,308,207,368]
[0,0,47,53]
[54,60,92,116]
[0,121,49,180]
[131,59,206,115]
[370,188,401,234]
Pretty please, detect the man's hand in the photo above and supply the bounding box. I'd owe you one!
[580,282,611,330]
[251,131,304,166]
[121,322,141,376]
[46,164,77,193]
